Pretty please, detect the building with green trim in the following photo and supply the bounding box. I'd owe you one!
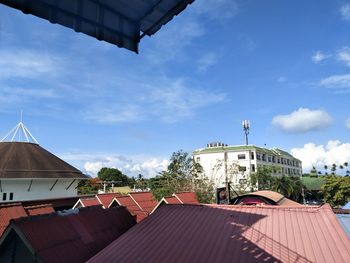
[193,142,302,188]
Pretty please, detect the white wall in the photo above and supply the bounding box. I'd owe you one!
[0,179,79,202]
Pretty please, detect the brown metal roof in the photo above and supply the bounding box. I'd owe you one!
[0,142,88,179]
[236,190,302,206]
[88,204,350,263]
[0,206,136,263]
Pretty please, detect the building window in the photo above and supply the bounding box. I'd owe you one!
[238,166,247,172]
[277,158,280,164]
[268,156,272,162]
[9,193,13,201]
[238,154,246,160]
[256,153,261,160]
[196,157,200,162]
[2,193,6,201]
[262,154,266,161]
[272,156,275,163]
[251,152,255,160]
[251,164,255,172]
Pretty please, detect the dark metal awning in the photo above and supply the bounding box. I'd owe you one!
[0,0,195,53]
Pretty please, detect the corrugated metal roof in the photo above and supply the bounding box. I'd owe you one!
[173,192,199,204]
[129,192,158,214]
[88,204,350,263]
[0,142,88,179]
[0,0,194,53]
[73,197,102,209]
[24,204,55,216]
[0,203,27,237]
[109,196,147,223]
[1,206,136,263]
[337,214,350,239]
[96,193,121,208]
[235,190,302,206]
[164,196,182,204]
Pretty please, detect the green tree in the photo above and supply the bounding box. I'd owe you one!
[250,166,279,190]
[77,177,101,194]
[149,150,213,203]
[322,175,350,207]
[97,167,131,186]
[271,175,294,197]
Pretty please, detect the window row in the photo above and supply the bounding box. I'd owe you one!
[2,192,14,201]
[256,153,300,167]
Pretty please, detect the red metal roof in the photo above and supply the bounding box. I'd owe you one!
[164,196,182,204]
[173,192,199,204]
[88,204,350,263]
[0,203,27,237]
[24,204,55,216]
[73,197,102,208]
[110,196,147,223]
[2,206,136,263]
[96,193,122,208]
[129,192,158,214]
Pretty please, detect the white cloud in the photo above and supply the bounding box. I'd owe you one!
[291,140,350,172]
[0,49,61,79]
[83,78,226,124]
[272,108,333,133]
[311,51,330,63]
[346,118,350,130]
[59,152,169,178]
[197,53,217,72]
[337,47,350,66]
[341,3,350,20]
[319,74,350,90]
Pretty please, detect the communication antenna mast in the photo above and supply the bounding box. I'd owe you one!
[242,120,250,145]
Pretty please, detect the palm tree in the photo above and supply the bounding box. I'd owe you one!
[324,165,328,174]
[331,163,337,175]
[271,176,294,197]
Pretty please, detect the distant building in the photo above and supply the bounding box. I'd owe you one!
[193,142,302,188]
[0,121,88,203]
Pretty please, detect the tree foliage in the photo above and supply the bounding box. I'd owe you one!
[250,167,304,202]
[322,175,350,207]
[149,150,214,203]
[77,178,101,195]
[97,167,131,186]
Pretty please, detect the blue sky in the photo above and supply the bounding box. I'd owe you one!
[0,0,350,176]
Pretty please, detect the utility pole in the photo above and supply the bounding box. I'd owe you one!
[242,120,250,145]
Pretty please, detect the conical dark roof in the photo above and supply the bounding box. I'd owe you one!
[0,142,88,179]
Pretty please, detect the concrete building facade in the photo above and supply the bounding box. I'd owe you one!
[193,142,302,188]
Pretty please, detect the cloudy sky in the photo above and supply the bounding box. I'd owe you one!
[0,0,350,176]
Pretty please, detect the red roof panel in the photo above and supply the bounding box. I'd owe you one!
[0,203,27,237]
[88,204,350,263]
[24,204,55,216]
[8,206,136,263]
[96,193,122,208]
[173,192,199,204]
[164,196,181,204]
[111,196,147,223]
[129,192,158,214]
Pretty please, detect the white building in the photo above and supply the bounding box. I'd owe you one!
[0,121,88,203]
[193,142,302,188]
